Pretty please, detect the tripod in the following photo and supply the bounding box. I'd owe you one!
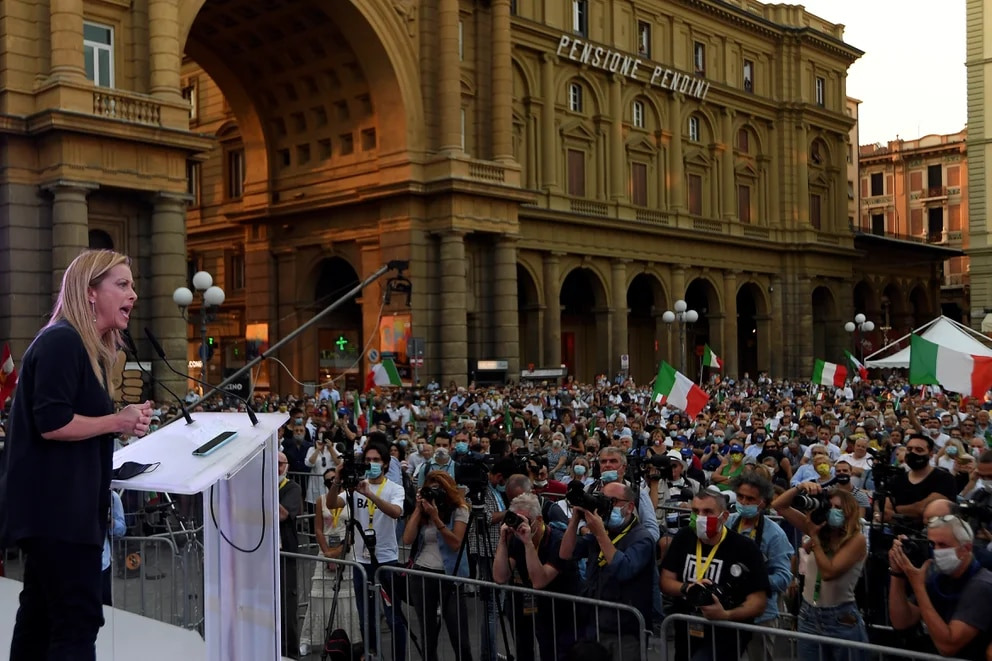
[453,493,515,661]
[320,485,422,661]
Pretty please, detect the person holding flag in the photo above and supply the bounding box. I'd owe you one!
[652,361,709,419]
[844,351,868,381]
[702,345,723,372]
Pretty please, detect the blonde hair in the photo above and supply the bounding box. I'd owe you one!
[48,250,131,391]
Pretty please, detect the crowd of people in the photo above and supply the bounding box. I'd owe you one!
[227,373,992,661]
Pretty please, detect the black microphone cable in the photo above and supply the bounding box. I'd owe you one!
[120,328,194,425]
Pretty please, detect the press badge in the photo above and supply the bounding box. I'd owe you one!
[521,593,537,615]
[688,622,705,638]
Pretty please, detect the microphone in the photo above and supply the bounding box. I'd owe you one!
[120,328,194,426]
[144,327,259,427]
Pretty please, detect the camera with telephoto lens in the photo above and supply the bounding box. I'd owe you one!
[957,485,992,525]
[685,562,751,610]
[633,452,675,482]
[898,535,932,568]
[565,480,613,519]
[503,509,526,530]
[792,490,832,526]
[454,453,494,505]
[338,455,372,490]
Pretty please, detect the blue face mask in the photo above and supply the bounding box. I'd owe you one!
[737,504,760,518]
[294,418,304,426]
[366,463,383,479]
[399,440,408,448]
[608,507,625,528]
[573,465,587,476]
[601,470,619,484]
[495,483,506,493]
[827,507,845,528]
[455,441,469,454]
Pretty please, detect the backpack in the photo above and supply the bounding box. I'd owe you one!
[324,628,353,659]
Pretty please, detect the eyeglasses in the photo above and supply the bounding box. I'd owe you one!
[927,514,974,538]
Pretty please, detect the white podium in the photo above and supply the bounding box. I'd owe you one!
[111,411,288,661]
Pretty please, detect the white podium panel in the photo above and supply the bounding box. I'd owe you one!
[112,411,287,661]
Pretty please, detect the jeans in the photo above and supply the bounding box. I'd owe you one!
[10,538,104,661]
[797,601,869,661]
[354,563,407,661]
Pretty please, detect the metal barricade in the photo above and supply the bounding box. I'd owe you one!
[108,534,200,629]
[374,564,650,661]
[280,550,370,660]
[658,613,969,661]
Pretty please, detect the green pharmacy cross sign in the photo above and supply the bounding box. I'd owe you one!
[335,336,349,352]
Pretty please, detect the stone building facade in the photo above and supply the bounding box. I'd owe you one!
[0,0,954,398]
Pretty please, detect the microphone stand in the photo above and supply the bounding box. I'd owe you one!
[120,329,193,425]
[186,260,407,413]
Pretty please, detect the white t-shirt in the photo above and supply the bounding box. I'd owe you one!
[349,478,405,564]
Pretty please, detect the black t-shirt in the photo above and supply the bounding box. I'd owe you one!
[279,479,303,554]
[661,526,770,618]
[0,321,114,547]
[890,467,958,510]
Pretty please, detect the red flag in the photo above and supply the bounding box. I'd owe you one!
[0,343,18,404]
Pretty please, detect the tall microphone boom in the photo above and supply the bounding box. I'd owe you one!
[144,327,259,427]
[120,328,193,425]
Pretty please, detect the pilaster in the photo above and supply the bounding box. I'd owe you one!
[44,180,97,297]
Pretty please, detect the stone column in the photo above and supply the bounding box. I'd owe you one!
[542,252,561,366]
[150,193,190,400]
[148,0,182,100]
[493,236,520,375]
[610,76,626,201]
[491,0,513,162]
[722,109,736,220]
[541,53,558,191]
[770,276,784,377]
[722,270,739,377]
[671,264,687,303]
[46,181,96,296]
[797,122,810,225]
[439,231,468,384]
[611,259,628,374]
[438,0,462,152]
[49,0,86,80]
[668,95,685,211]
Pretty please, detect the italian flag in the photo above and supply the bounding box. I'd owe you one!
[652,361,710,418]
[909,334,992,397]
[844,350,868,380]
[0,343,16,404]
[365,358,402,391]
[812,359,847,387]
[702,344,723,370]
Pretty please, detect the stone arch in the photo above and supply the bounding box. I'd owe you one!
[853,279,878,318]
[510,55,536,99]
[682,104,717,142]
[622,89,666,131]
[517,263,541,370]
[627,271,670,384]
[559,73,605,116]
[811,284,841,363]
[809,135,832,168]
[88,229,114,250]
[736,281,769,378]
[882,280,909,335]
[734,120,765,156]
[306,256,363,388]
[909,284,932,329]
[681,277,722,381]
[560,267,609,382]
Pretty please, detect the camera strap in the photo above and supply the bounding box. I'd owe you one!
[694,527,727,582]
[365,480,388,528]
[598,517,637,567]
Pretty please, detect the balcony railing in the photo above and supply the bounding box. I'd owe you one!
[921,186,948,199]
[93,90,162,125]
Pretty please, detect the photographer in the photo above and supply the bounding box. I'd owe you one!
[589,447,660,543]
[884,433,958,525]
[772,483,868,661]
[415,434,455,488]
[660,487,768,661]
[888,514,992,660]
[324,440,407,660]
[401,471,472,661]
[727,473,793,661]
[493,493,581,661]
[305,428,340,512]
[561,482,655,660]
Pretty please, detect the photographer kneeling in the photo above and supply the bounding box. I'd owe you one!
[401,471,473,661]
[888,514,992,661]
[661,486,768,661]
[772,482,868,661]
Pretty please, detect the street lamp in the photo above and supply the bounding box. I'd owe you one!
[662,299,699,374]
[173,271,225,386]
[844,313,875,362]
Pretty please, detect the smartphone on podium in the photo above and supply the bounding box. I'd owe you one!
[192,430,238,457]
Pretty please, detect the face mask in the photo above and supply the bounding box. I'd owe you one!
[905,452,930,471]
[455,441,469,454]
[933,547,963,574]
[573,465,587,476]
[495,483,506,493]
[534,480,548,487]
[149,424,159,432]
[608,507,626,528]
[112,461,161,481]
[552,440,563,449]
[815,464,831,477]
[972,448,983,458]
[399,440,408,448]
[827,508,845,528]
[670,431,678,438]
[737,504,759,518]
[295,418,304,425]
[833,473,852,485]
[434,448,450,462]
[690,513,723,540]
[366,463,383,479]
[730,453,743,463]
[293,433,305,442]
[928,428,940,438]
[601,470,619,483]
[945,446,959,456]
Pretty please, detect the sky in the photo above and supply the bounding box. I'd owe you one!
[797,0,966,146]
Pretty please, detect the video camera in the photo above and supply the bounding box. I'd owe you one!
[791,490,832,526]
[454,453,495,505]
[866,447,901,493]
[565,480,612,519]
[957,485,992,526]
[631,452,675,482]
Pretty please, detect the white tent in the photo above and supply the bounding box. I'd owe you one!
[864,315,992,369]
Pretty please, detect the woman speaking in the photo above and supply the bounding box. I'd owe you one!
[0,250,152,660]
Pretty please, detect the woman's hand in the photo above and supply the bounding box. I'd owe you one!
[420,498,439,522]
[118,401,153,437]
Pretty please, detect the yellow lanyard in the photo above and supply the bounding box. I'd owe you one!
[736,519,757,540]
[365,479,388,529]
[279,477,289,490]
[598,517,637,567]
[694,527,727,582]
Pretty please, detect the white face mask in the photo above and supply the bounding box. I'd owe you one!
[932,547,964,574]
